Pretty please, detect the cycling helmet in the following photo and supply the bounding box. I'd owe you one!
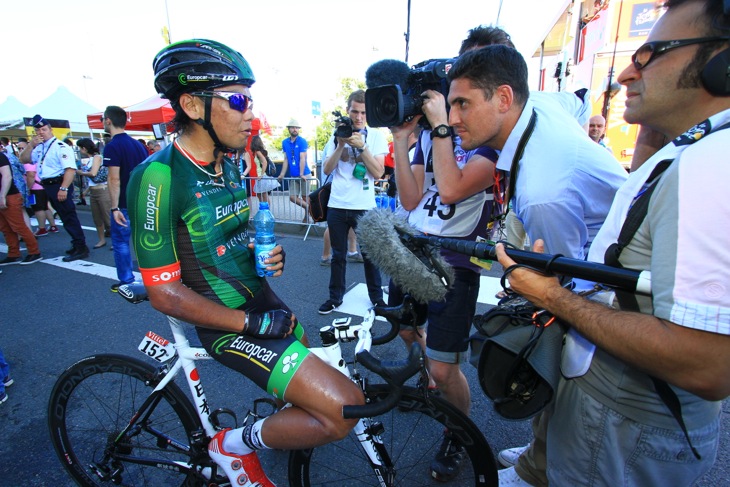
[153,39,255,102]
[153,39,255,154]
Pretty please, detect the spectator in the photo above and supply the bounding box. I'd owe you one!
[280,118,311,216]
[19,138,59,237]
[19,115,88,262]
[250,134,272,204]
[0,346,12,404]
[147,139,162,153]
[496,1,730,485]
[0,150,42,265]
[1,137,32,231]
[76,138,112,249]
[102,106,149,291]
[587,114,613,152]
[318,90,386,314]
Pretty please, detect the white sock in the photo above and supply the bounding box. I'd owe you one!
[222,418,269,455]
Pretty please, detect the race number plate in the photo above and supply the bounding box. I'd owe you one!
[138,331,175,362]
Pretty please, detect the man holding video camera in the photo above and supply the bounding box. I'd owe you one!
[318,90,387,315]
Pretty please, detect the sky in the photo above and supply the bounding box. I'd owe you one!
[1,0,569,130]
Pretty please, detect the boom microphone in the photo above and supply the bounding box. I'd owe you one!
[357,209,454,303]
[358,209,652,300]
[365,59,412,88]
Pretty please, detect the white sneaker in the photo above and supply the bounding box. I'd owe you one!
[498,466,534,486]
[497,444,529,467]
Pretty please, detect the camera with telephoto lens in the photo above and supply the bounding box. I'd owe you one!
[365,58,456,128]
[332,111,355,138]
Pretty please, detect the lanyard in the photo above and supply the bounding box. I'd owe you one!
[506,109,538,212]
[38,137,57,171]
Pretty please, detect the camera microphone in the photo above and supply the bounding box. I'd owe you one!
[357,209,454,303]
[365,59,411,88]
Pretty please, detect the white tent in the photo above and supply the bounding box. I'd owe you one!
[0,96,31,121]
[28,86,101,134]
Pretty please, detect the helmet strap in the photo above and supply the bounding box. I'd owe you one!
[194,95,231,159]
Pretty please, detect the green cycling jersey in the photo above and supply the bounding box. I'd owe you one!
[127,142,262,308]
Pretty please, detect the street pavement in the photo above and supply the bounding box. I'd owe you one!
[0,206,727,486]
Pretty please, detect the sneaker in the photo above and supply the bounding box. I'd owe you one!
[498,466,533,486]
[62,246,89,263]
[347,251,364,263]
[208,429,275,487]
[320,256,332,266]
[430,433,465,482]
[0,392,7,405]
[65,246,75,254]
[49,225,60,233]
[20,254,43,265]
[34,228,49,237]
[3,376,13,387]
[0,256,21,266]
[497,444,529,468]
[318,299,340,315]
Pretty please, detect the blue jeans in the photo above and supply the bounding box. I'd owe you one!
[111,208,135,284]
[327,208,382,304]
[0,347,9,395]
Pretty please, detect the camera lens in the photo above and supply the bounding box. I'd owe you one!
[366,86,405,127]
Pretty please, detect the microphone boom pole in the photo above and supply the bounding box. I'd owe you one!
[412,235,652,295]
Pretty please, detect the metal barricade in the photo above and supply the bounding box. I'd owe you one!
[242,176,320,240]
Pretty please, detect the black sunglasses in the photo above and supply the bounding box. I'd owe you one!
[631,36,730,70]
[191,91,253,113]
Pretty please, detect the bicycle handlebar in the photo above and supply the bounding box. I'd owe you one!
[342,343,424,419]
[370,296,422,345]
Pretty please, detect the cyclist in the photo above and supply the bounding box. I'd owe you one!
[127,39,364,486]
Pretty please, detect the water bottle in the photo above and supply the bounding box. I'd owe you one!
[253,202,276,277]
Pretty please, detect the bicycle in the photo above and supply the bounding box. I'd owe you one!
[48,284,497,486]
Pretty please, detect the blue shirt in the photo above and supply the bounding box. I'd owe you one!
[282,136,309,177]
[496,97,628,260]
[103,133,149,208]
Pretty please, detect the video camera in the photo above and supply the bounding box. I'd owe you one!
[332,111,355,138]
[365,58,456,128]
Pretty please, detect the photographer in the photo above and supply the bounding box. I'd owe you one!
[387,74,499,484]
[318,90,387,315]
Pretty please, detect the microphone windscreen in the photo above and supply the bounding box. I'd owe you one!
[357,209,453,303]
[365,59,411,88]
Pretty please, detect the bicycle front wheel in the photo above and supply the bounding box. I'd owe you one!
[48,354,202,487]
[288,384,497,486]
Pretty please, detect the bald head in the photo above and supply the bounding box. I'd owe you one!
[588,115,606,142]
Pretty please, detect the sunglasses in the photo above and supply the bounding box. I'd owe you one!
[192,91,253,113]
[631,36,730,70]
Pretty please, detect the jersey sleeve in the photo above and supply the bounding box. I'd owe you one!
[127,160,182,286]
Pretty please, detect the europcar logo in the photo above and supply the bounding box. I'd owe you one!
[178,73,187,85]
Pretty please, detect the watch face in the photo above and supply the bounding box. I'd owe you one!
[434,125,450,138]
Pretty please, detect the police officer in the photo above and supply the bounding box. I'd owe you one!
[19,115,88,261]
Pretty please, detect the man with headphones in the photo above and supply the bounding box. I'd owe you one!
[495,0,730,484]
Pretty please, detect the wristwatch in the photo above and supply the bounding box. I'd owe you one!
[59,187,68,192]
[111,207,120,212]
[430,125,452,139]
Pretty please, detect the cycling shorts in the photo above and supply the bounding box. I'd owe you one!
[197,281,310,400]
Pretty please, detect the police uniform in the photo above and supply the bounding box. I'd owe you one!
[32,137,87,250]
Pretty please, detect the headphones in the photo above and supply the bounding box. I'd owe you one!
[700,0,730,95]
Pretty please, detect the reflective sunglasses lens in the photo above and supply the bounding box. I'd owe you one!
[227,94,249,112]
